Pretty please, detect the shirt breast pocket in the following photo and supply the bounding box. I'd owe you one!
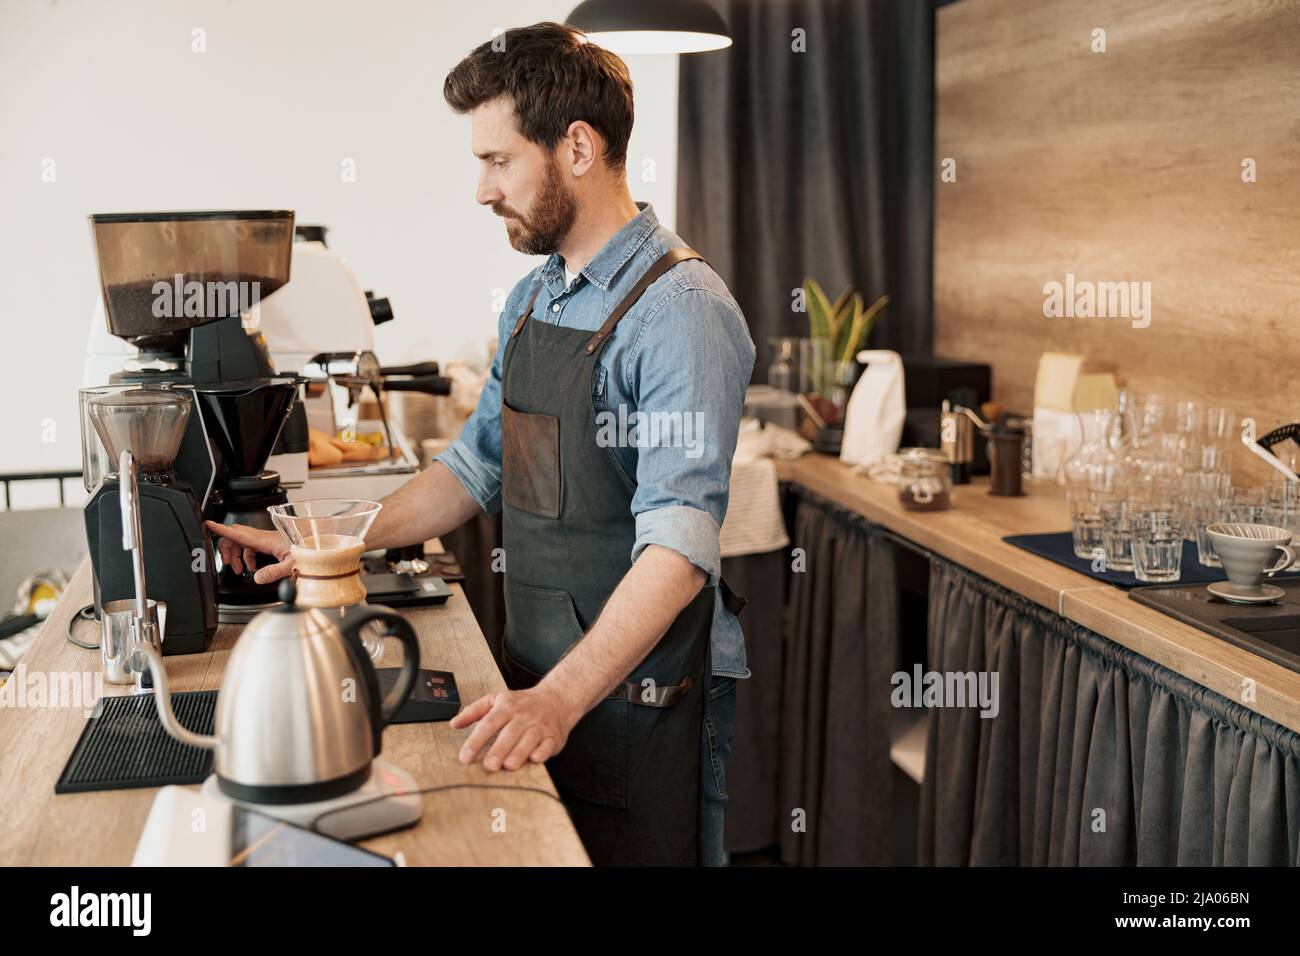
[591,362,609,407]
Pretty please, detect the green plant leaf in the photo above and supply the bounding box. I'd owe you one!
[804,278,835,342]
[840,293,890,362]
[831,286,853,352]
[832,291,852,361]
[829,284,853,320]
[832,292,861,362]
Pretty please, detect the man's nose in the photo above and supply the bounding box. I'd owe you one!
[477,178,502,207]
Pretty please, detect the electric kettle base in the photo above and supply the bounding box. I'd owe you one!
[200,760,421,842]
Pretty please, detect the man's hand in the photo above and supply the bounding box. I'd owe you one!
[449,683,582,772]
[205,520,294,584]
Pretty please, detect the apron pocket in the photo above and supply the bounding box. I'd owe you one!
[502,578,586,676]
[501,401,561,519]
[549,697,629,809]
[500,578,628,809]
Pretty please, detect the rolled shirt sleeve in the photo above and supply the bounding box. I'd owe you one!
[634,504,724,585]
[435,432,502,516]
[626,287,756,585]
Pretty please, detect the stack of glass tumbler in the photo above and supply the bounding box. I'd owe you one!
[1064,393,1300,582]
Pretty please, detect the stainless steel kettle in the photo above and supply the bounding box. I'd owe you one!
[135,579,420,804]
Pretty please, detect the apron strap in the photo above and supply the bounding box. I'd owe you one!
[583,247,705,356]
[606,675,693,708]
[510,284,544,339]
[505,642,694,709]
[719,577,747,616]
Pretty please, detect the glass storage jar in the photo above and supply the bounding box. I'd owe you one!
[898,451,952,511]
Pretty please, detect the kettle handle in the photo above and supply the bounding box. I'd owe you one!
[338,608,421,752]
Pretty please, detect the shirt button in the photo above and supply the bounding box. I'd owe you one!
[551,303,561,313]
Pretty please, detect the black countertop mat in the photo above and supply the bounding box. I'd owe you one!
[56,690,216,794]
[1002,530,1300,590]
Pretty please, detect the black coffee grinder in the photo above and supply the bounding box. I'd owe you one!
[87,210,305,633]
[193,378,299,615]
[81,387,218,655]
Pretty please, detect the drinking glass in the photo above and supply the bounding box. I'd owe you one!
[1182,469,1232,540]
[1193,496,1232,567]
[1099,496,1135,571]
[1190,405,1235,442]
[1266,479,1300,540]
[1067,488,1105,560]
[1230,487,1268,524]
[1132,509,1184,583]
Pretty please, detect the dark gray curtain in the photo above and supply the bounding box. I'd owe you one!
[677,0,935,382]
[720,548,789,853]
[441,512,505,663]
[777,488,899,865]
[920,557,1300,866]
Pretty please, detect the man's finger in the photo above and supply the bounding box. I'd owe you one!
[449,694,494,730]
[529,736,559,763]
[503,726,542,771]
[253,559,294,585]
[459,700,511,764]
[483,717,528,773]
[205,520,268,551]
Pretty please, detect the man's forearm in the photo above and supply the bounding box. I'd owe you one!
[365,461,484,550]
[539,545,707,723]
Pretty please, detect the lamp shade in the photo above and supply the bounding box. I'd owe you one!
[567,0,732,55]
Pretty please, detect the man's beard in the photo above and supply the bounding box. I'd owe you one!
[493,159,577,256]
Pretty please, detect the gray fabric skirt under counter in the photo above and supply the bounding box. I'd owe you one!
[919,557,1300,866]
[774,488,900,865]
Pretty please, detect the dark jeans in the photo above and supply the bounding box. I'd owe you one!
[701,675,738,866]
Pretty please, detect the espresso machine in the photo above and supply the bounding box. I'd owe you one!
[81,387,218,655]
[85,210,305,632]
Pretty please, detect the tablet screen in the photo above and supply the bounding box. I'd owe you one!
[229,806,396,867]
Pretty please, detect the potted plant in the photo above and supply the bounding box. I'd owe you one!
[803,278,889,425]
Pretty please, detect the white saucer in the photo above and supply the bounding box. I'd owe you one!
[1206,581,1285,605]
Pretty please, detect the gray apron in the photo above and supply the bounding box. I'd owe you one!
[498,247,738,866]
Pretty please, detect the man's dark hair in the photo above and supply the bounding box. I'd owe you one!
[444,22,634,170]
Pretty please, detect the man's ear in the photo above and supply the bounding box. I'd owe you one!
[563,120,602,178]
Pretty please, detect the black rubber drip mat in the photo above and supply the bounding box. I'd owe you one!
[55,690,217,794]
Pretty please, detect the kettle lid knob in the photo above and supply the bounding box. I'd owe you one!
[276,577,298,610]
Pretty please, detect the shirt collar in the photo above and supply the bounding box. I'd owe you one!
[543,202,659,292]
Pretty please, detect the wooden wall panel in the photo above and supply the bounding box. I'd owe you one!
[934,0,1300,479]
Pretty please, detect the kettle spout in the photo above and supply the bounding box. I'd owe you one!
[131,642,219,751]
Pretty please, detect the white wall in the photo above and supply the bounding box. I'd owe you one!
[0,0,679,504]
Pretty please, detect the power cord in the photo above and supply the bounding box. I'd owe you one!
[65,604,99,650]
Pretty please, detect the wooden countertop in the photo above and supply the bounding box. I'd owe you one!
[0,556,590,867]
[777,454,1300,735]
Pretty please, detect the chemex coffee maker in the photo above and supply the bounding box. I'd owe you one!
[83,210,306,646]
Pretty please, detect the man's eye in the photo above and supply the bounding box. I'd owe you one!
[493,160,506,169]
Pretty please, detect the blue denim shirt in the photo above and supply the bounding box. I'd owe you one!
[436,203,756,678]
